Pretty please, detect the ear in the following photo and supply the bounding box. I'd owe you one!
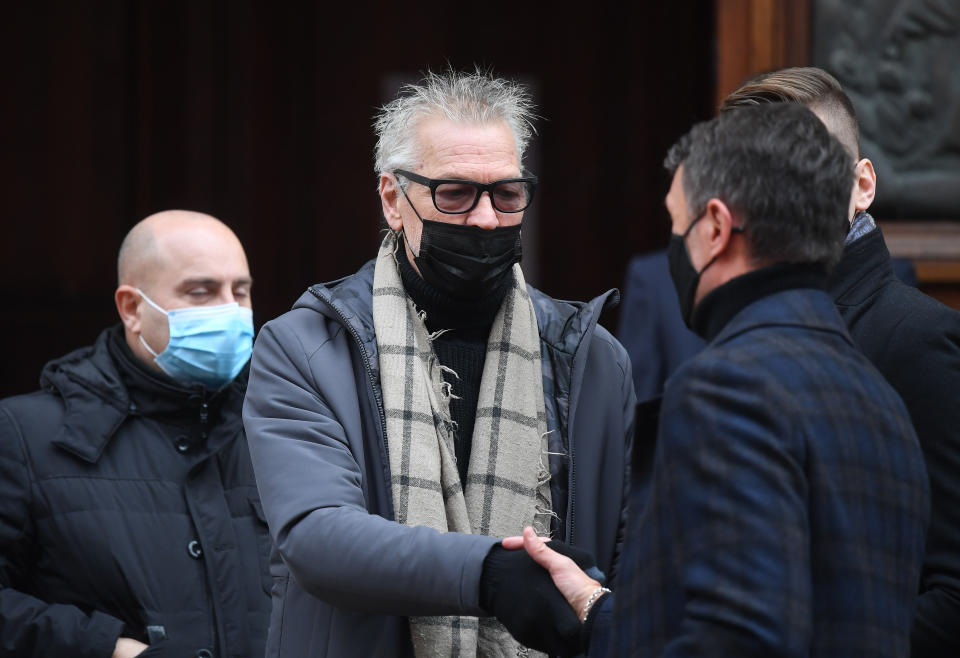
[701,198,737,261]
[853,158,877,214]
[115,285,142,333]
[379,173,404,231]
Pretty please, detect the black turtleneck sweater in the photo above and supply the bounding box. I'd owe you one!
[396,246,509,485]
[689,262,828,341]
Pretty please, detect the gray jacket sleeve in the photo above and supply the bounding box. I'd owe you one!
[242,315,498,617]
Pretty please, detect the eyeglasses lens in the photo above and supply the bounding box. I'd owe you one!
[434,183,478,213]
[433,181,532,213]
[491,181,530,212]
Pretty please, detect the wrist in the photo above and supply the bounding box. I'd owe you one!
[579,586,612,623]
[479,544,509,613]
[580,589,611,654]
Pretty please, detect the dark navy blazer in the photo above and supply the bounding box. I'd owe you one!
[595,283,929,657]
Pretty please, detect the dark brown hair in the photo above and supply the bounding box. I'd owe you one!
[665,104,853,268]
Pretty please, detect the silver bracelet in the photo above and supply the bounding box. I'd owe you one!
[579,586,612,623]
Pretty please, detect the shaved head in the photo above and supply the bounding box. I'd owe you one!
[117,210,243,287]
[114,210,253,370]
[807,97,860,162]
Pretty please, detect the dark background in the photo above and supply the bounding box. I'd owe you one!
[0,2,715,398]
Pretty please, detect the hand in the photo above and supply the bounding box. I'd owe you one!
[504,527,603,621]
[479,543,583,656]
[113,637,149,658]
[503,532,606,585]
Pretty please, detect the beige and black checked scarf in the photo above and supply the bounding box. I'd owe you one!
[372,232,553,658]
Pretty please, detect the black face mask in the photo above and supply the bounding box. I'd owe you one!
[666,214,744,327]
[400,188,522,300]
[666,230,702,329]
[413,219,522,299]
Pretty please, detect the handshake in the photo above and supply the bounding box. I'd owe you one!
[480,527,613,657]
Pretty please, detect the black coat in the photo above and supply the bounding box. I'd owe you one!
[828,227,960,657]
[0,326,270,658]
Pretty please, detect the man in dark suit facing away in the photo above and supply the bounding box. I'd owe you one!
[721,67,960,657]
[495,103,930,658]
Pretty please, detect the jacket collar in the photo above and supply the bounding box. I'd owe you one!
[42,325,246,463]
[691,263,828,342]
[711,285,851,347]
[300,259,380,387]
[827,226,894,307]
[299,258,619,361]
[40,328,131,462]
[529,287,619,356]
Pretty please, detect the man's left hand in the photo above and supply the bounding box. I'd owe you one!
[502,527,603,622]
[479,540,583,657]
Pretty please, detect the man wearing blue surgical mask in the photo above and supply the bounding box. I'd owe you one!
[117,223,254,391]
[0,211,270,657]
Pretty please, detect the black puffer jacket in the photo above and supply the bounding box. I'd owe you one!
[0,326,270,658]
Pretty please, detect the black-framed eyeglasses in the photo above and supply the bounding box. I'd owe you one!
[394,169,537,214]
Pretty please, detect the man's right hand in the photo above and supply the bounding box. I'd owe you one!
[113,637,149,658]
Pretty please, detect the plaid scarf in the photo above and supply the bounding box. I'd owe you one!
[372,232,552,658]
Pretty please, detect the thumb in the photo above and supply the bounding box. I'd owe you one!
[505,526,549,551]
[501,535,525,550]
[523,526,569,573]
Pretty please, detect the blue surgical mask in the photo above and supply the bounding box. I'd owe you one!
[137,289,254,390]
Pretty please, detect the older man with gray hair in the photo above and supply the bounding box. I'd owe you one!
[242,68,635,657]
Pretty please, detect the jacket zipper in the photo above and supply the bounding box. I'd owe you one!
[199,399,209,440]
[568,426,576,545]
[189,390,218,655]
[566,291,618,559]
[307,288,389,465]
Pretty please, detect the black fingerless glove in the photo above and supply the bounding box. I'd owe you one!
[543,540,605,585]
[479,543,592,657]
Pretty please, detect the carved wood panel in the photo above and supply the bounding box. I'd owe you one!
[812,0,960,218]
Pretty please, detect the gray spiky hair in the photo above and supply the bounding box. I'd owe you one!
[373,68,538,180]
